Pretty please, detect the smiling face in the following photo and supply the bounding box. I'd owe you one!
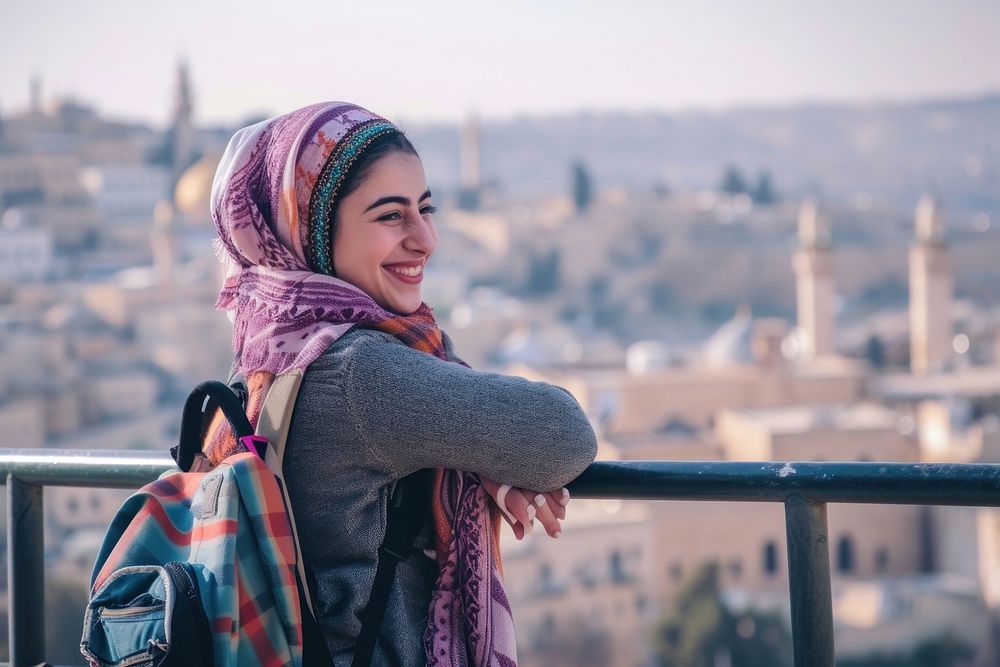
[332,151,437,315]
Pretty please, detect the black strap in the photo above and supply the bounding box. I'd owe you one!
[163,562,215,667]
[299,570,335,667]
[171,381,254,472]
[351,469,431,667]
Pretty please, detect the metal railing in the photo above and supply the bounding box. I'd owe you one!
[4,449,1000,667]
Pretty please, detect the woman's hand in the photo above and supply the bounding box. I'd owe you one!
[480,476,570,539]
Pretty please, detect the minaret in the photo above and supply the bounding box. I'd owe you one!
[171,60,195,190]
[458,111,481,210]
[909,195,952,375]
[792,199,836,359]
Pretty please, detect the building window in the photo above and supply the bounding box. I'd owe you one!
[610,550,628,582]
[875,547,889,573]
[730,557,742,580]
[838,536,855,573]
[764,541,778,577]
[669,561,683,582]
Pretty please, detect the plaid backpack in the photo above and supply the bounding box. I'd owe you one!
[80,373,428,667]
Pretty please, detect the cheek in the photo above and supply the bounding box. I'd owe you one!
[333,224,370,279]
[357,228,403,275]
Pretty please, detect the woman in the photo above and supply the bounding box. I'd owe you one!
[206,102,598,666]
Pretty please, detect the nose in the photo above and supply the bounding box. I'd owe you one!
[403,209,436,254]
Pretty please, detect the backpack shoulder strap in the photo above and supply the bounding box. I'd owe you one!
[256,371,430,667]
[351,468,430,667]
[256,372,312,606]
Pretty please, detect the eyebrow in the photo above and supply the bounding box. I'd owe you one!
[364,189,432,213]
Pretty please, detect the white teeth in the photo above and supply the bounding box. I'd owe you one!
[388,265,422,277]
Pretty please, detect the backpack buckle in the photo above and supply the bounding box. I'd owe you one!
[239,435,270,459]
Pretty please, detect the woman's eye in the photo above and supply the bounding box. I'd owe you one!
[420,205,437,216]
[377,211,403,222]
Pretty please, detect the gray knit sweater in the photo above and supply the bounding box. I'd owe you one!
[282,327,598,666]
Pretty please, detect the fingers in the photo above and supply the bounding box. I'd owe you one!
[480,477,573,540]
[530,493,563,538]
[543,489,568,520]
[503,487,536,534]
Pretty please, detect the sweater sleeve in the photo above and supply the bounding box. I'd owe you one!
[321,330,597,491]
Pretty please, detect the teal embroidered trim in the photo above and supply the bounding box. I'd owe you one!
[307,120,398,275]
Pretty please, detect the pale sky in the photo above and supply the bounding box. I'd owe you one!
[3,0,1000,127]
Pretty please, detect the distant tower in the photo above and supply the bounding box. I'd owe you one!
[458,111,481,210]
[170,60,196,190]
[29,74,42,115]
[792,199,836,359]
[909,195,952,375]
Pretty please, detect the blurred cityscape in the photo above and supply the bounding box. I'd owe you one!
[2,64,1000,666]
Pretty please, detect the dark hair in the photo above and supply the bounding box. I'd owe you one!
[335,130,419,207]
[325,130,418,276]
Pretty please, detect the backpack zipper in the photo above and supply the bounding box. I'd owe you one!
[99,603,165,618]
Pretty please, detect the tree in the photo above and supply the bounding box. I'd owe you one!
[752,171,778,205]
[719,165,749,196]
[656,562,792,667]
[571,160,593,213]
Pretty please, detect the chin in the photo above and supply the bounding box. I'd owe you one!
[385,299,423,316]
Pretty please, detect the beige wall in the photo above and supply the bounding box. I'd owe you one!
[650,501,923,602]
[559,365,866,437]
[771,429,917,463]
[503,496,924,666]
[835,579,994,667]
[0,398,46,447]
[44,387,83,437]
[935,506,1000,609]
[715,412,773,460]
[86,372,158,420]
[714,409,918,463]
[503,508,653,667]
[48,487,129,533]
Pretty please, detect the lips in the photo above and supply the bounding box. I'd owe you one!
[383,260,424,285]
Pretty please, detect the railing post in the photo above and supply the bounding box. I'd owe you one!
[784,494,834,667]
[7,475,46,667]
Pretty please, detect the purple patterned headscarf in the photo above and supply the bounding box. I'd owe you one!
[208,102,517,666]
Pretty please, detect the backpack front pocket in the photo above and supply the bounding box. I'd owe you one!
[81,565,174,667]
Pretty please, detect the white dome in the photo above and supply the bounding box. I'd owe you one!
[703,306,754,366]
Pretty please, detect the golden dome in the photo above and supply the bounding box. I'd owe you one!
[173,153,220,223]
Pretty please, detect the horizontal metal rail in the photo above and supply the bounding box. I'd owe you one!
[570,459,1000,505]
[3,450,1000,667]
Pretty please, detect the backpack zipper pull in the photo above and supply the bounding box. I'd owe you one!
[148,638,169,653]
